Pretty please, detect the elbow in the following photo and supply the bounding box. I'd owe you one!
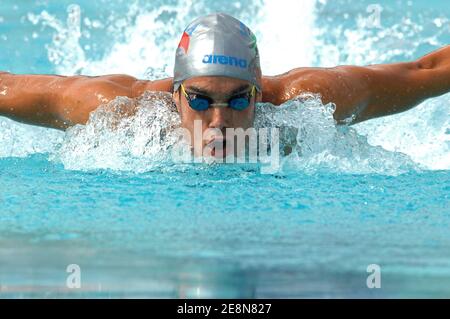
[415,57,437,70]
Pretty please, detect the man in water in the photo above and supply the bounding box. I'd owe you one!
[0,13,449,157]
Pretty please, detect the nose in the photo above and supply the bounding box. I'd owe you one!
[208,107,230,130]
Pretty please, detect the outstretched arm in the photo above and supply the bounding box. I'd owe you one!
[0,72,173,130]
[276,45,450,124]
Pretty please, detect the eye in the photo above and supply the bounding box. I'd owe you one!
[190,98,210,111]
[188,93,209,100]
[229,97,250,110]
[187,93,212,111]
[231,93,248,99]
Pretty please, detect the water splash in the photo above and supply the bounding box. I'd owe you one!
[312,0,450,170]
[25,0,265,78]
[49,92,417,175]
[0,0,449,172]
[355,94,450,170]
[28,4,86,74]
[314,6,449,67]
[255,94,418,175]
[256,0,319,74]
[0,119,63,158]
[51,91,182,172]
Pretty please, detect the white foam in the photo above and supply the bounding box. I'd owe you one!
[1,0,449,172]
[355,94,450,170]
[52,91,417,175]
[51,91,182,172]
[257,0,319,74]
[0,118,63,158]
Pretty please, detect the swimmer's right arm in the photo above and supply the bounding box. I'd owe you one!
[0,72,173,130]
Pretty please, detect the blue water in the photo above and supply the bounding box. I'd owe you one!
[1,0,450,298]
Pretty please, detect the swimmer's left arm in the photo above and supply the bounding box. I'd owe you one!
[277,45,450,124]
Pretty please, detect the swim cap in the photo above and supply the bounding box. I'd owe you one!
[173,13,262,92]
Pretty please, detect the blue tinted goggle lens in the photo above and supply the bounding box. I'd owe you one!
[190,98,210,111]
[229,97,250,110]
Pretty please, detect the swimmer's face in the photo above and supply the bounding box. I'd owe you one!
[173,76,262,158]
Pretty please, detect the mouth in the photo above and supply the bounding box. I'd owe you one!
[208,137,228,158]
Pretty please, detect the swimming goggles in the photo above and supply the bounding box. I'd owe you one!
[180,84,256,111]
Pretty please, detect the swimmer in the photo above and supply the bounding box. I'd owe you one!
[1,13,449,157]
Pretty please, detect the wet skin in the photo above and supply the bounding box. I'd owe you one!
[1,45,450,133]
[172,77,261,157]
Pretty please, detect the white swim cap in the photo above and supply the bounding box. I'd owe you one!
[173,13,262,92]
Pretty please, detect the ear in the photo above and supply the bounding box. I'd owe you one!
[255,91,263,103]
[173,90,182,114]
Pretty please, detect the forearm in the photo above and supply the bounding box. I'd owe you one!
[360,45,450,122]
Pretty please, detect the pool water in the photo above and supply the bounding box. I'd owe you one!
[0,0,449,298]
